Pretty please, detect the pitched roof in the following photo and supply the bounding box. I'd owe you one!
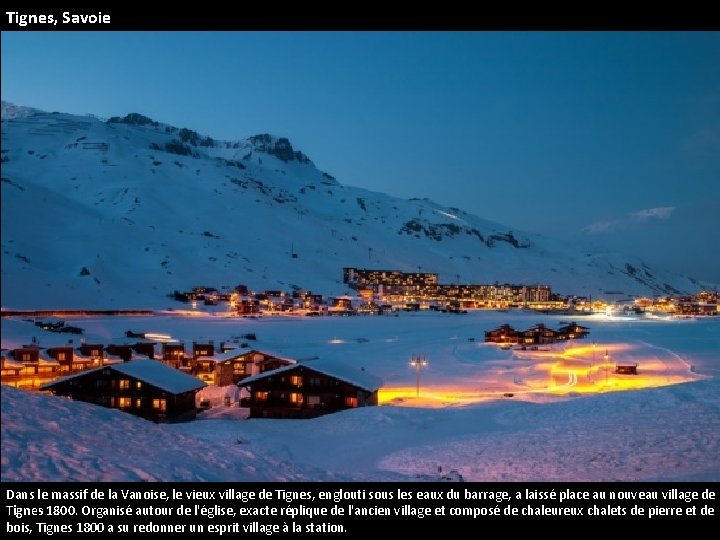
[557,322,590,330]
[41,359,206,394]
[238,359,382,392]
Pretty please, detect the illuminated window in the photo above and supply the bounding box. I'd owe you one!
[152,398,166,411]
[290,375,302,387]
[57,353,66,361]
[135,398,142,408]
[234,364,246,375]
[345,396,358,408]
[135,381,142,389]
[289,392,303,404]
[20,353,30,362]
[255,391,268,402]
[118,397,132,408]
[119,379,130,389]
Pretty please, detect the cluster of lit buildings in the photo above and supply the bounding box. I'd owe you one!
[169,274,717,318]
[634,290,718,316]
[342,267,557,309]
[484,321,590,345]
[0,338,295,391]
[2,337,380,422]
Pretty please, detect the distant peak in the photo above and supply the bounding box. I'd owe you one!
[1,101,40,120]
[247,133,312,165]
[106,112,160,127]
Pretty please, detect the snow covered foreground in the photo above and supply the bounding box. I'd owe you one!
[2,312,719,482]
[0,386,340,482]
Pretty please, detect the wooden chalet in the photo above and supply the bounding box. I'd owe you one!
[556,322,590,340]
[193,354,234,386]
[484,324,522,344]
[79,343,104,360]
[106,344,133,362]
[41,359,206,422]
[228,349,296,384]
[12,346,39,363]
[192,341,214,359]
[161,342,191,371]
[522,324,560,345]
[1,349,23,383]
[238,360,381,419]
[46,345,93,374]
[0,347,60,390]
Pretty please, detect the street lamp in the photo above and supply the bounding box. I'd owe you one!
[604,350,610,384]
[409,355,428,398]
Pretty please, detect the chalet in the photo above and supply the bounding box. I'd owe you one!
[74,343,106,369]
[1,350,23,383]
[0,347,60,390]
[12,346,39,363]
[106,344,133,362]
[46,345,92,374]
[556,322,591,340]
[161,343,190,371]
[193,354,234,386]
[484,324,522,344]
[79,343,104,360]
[228,349,296,384]
[239,360,382,419]
[219,341,241,353]
[40,360,206,422]
[522,324,560,345]
[192,341,215,359]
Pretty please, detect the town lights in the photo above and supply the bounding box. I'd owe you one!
[409,355,428,398]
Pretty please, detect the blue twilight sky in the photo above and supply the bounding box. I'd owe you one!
[2,31,719,283]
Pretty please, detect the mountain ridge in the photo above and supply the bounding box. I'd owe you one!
[0,102,710,309]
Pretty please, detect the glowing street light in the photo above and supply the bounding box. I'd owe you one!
[409,355,428,398]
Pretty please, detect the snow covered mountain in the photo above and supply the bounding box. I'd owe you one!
[0,103,709,309]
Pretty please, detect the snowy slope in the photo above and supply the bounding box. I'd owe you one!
[1,103,710,309]
[0,385,341,482]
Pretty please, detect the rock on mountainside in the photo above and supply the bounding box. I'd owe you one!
[0,103,709,309]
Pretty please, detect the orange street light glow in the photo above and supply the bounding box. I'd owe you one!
[378,341,702,408]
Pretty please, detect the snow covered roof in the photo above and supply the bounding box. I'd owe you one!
[38,352,60,365]
[42,360,206,394]
[111,360,206,392]
[238,359,382,392]
[209,349,249,362]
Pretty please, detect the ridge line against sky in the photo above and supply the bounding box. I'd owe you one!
[2,31,719,283]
